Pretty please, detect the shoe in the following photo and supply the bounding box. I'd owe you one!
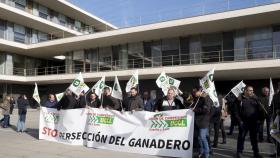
[197,153,205,158]
[236,152,242,158]
[209,148,213,155]
[212,144,217,148]
[269,153,280,157]
[253,153,263,158]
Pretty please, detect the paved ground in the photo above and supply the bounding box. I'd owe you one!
[0,109,276,158]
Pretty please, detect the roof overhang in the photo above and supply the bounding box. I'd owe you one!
[0,2,82,37]
[0,59,279,84]
[1,3,280,58]
[33,0,118,30]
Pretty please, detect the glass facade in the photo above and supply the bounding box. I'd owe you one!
[0,25,280,76]
[0,0,97,33]
[0,18,50,44]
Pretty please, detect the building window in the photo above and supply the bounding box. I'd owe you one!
[162,38,180,66]
[38,5,48,19]
[273,25,280,58]
[38,31,48,42]
[201,33,222,63]
[15,0,26,10]
[58,14,66,26]
[0,19,6,39]
[14,24,25,43]
[247,27,273,59]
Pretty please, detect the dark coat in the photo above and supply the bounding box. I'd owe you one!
[88,99,101,108]
[143,98,154,111]
[17,97,29,115]
[56,94,79,110]
[102,95,121,111]
[124,95,144,111]
[193,96,211,129]
[236,95,266,123]
[154,96,184,111]
[43,100,57,108]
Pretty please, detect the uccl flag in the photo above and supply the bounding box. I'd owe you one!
[33,82,40,104]
[199,68,219,107]
[92,76,105,99]
[69,72,90,96]
[231,80,246,98]
[269,78,275,107]
[125,70,139,92]
[112,76,123,100]
[156,72,181,96]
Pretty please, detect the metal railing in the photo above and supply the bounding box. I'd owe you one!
[1,0,280,41]
[9,45,280,76]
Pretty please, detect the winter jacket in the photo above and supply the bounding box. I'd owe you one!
[17,97,29,115]
[143,98,154,111]
[236,95,266,123]
[155,96,184,111]
[56,94,79,110]
[124,95,144,111]
[193,96,211,129]
[43,100,57,108]
[102,95,121,111]
[88,99,101,108]
[0,100,10,115]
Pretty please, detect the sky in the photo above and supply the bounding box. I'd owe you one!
[69,0,276,28]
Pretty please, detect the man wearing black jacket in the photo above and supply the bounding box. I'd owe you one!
[154,88,184,112]
[101,87,121,111]
[236,86,266,158]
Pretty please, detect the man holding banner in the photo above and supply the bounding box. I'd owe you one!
[123,87,144,112]
[155,88,184,112]
[102,87,121,111]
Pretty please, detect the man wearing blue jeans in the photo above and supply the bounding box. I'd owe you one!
[192,87,211,158]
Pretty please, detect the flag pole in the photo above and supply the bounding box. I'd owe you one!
[223,90,232,99]
[120,100,124,111]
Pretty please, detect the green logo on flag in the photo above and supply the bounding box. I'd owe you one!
[169,78,174,85]
[208,74,214,82]
[99,81,104,89]
[73,79,80,87]
[114,84,118,91]
[160,76,166,82]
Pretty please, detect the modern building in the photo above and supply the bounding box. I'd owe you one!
[0,0,280,105]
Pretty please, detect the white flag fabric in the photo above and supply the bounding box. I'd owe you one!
[156,72,181,96]
[92,76,105,99]
[231,80,246,98]
[125,70,139,92]
[39,107,194,158]
[269,78,275,107]
[199,68,219,107]
[199,68,215,94]
[156,72,168,88]
[55,92,64,102]
[33,83,41,104]
[69,72,90,96]
[112,76,123,100]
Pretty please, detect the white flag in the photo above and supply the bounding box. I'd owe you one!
[269,78,275,107]
[199,68,219,107]
[33,83,41,104]
[55,92,64,102]
[231,80,246,98]
[156,72,181,96]
[112,76,123,100]
[156,72,168,88]
[125,70,139,92]
[92,76,105,99]
[69,72,90,96]
[199,68,215,93]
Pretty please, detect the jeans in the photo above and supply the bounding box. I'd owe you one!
[17,114,26,132]
[1,115,10,128]
[237,122,259,155]
[258,116,271,141]
[198,128,210,158]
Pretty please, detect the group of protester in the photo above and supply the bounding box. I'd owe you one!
[0,95,29,132]
[1,81,280,158]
